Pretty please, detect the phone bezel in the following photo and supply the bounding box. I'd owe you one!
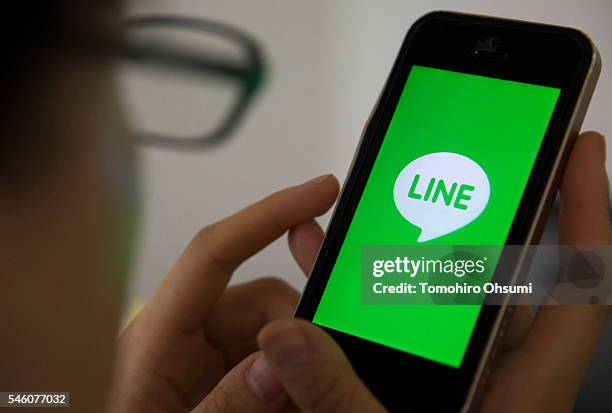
[295,11,596,411]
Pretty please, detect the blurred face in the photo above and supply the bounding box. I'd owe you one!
[0,30,137,408]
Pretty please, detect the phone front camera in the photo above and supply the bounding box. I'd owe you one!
[489,36,502,49]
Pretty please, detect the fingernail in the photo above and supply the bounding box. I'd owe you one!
[245,353,285,402]
[598,134,606,161]
[303,174,332,186]
[259,321,309,368]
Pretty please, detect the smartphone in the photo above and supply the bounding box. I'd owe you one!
[295,11,600,412]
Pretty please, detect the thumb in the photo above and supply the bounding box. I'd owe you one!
[559,130,611,244]
[193,352,290,413]
[257,319,386,413]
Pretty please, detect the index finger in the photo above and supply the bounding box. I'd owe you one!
[148,174,339,333]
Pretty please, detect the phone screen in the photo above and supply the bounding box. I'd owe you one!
[312,65,560,368]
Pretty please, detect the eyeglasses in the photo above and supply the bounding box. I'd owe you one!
[117,16,266,150]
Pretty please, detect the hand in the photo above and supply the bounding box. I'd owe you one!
[247,131,611,413]
[109,174,340,412]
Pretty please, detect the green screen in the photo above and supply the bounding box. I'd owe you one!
[313,65,560,368]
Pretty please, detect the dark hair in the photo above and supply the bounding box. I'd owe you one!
[0,2,119,185]
[2,3,119,104]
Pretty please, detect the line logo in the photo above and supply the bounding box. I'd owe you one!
[393,152,490,242]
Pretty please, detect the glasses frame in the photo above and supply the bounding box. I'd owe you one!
[120,15,266,150]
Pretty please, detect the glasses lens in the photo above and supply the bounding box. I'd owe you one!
[117,22,250,144]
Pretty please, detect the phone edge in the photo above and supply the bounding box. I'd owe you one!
[292,12,603,412]
[461,34,601,413]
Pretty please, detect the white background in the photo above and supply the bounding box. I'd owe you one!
[123,2,611,409]
[125,0,611,297]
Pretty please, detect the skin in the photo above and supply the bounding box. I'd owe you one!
[0,10,608,412]
[254,132,612,413]
[110,133,611,413]
[0,48,132,411]
[109,175,341,412]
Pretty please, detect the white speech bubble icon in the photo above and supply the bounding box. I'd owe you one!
[393,152,490,242]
